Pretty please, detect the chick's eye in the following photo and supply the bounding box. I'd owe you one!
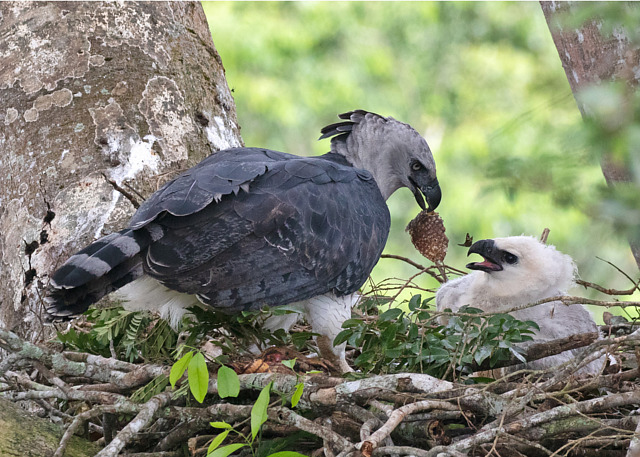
[503,252,518,264]
[411,162,422,171]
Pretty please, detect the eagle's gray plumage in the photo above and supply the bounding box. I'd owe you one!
[46,110,441,372]
[436,236,605,376]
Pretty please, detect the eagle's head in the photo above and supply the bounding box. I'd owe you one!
[320,110,441,212]
[466,236,576,298]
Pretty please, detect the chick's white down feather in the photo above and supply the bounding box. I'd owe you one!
[436,236,605,375]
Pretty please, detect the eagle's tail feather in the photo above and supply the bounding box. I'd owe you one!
[45,226,162,320]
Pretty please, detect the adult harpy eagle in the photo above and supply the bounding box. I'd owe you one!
[46,110,441,372]
[436,236,605,375]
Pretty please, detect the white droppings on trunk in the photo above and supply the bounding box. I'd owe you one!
[122,135,160,181]
[206,115,242,151]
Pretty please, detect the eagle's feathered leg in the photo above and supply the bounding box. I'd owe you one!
[301,292,357,374]
[256,293,356,373]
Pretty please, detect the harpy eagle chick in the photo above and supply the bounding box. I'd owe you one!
[45,110,441,373]
[436,236,604,375]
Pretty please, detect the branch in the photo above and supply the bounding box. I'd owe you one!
[576,279,640,296]
[270,406,353,450]
[470,332,599,372]
[96,391,173,457]
[359,401,458,456]
[436,390,640,455]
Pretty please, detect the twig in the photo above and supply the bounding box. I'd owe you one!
[102,173,141,209]
[380,254,466,278]
[627,409,640,457]
[438,390,640,454]
[539,228,550,244]
[54,405,116,457]
[471,332,599,372]
[372,446,434,457]
[96,391,173,457]
[270,406,353,450]
[576,279,640,296]
[359,401,458,456]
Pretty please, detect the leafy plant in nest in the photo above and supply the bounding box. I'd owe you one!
[335,294,539,379]
[179,305,316,364]
[55,307,180,363]
[55,304,316,366]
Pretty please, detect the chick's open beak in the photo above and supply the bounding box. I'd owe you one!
[466,239,503,272]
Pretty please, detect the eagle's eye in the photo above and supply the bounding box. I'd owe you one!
[503,252,518,264]
[411,161,422,171]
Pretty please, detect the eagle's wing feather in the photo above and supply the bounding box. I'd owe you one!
[129,148,285,228]
[139,151,390,313]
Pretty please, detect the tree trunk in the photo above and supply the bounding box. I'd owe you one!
[0,396,100,457]
[540,1,640,270]
[0,1,242,342]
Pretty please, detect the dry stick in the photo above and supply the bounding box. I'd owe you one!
[539,228,550,244]
[389,266,435,303]
[269,406,353,450]
[359,401,458,456]
[102,172,141,208]
[627,411,640,457]
[121,453,183,457]
[435,296,640,323]
[493,340,615,421]
[504,434,553,456]
[576,279,640,296]
[380,254,467,277]
[371,446,433,457]
[537,329,640,392]
[96,391,173,457]
[431,390,640,456]
[54,405,116,457]
[596,255,640,291]
[471,332,599,372]
[555,429,633,457]
[0,326,167,389]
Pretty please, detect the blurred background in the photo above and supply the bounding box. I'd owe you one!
[202,2,639,319]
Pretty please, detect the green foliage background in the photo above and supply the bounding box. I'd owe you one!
[202,2,638,312]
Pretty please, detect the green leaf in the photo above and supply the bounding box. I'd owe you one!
[524,320,540,331]
[267,452,309,457]
[188,352,209,403]
[209,422,233,429]
[207,443,246,457]
[217,365,240,399]
[473,345,493,365]
[341,318,364,328]
[408,294,422,311]
[251,381,272,441]
[509,347,527,363]
[333,329,352,346]
[379,307,403,322]
[291,382,304,408]
[207,430,230,454]
[170,351,193,388]
[281,358,296,370]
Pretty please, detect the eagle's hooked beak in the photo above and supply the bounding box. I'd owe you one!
[466,239,503,272]
[411,176,441,212]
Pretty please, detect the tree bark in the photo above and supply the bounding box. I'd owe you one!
[540,1,640,270]
[0,2,242,341]
[0,396,100,457]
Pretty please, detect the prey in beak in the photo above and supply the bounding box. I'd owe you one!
[409,175,441,212]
